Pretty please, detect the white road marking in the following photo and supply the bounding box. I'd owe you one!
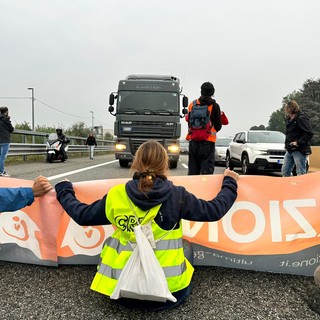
[47,160,118,181]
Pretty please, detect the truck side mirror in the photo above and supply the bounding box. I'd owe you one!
[180,107,188,118]
[108,105,116,116]
[109,93,115,106]
[182,96,188,108]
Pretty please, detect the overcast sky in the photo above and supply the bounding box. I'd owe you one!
[1,0,319,138]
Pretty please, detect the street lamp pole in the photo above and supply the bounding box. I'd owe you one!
[90,111,94,131]
[27,87,35,131]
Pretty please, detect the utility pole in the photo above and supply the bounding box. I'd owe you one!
[27,87,35,131]
[90,111,94,131]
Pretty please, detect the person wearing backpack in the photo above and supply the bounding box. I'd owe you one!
[55,140,239,311]
[186,82,222,175]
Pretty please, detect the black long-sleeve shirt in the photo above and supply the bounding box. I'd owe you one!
[55,176,238,230]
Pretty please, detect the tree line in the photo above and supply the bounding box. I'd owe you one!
[251,78,320,146]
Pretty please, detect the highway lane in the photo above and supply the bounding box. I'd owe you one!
[1,155,320,319]
[7,154,205,183]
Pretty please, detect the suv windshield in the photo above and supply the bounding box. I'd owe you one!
[247,131,285,143]
[216,138,232,146]
[117,91,179,114]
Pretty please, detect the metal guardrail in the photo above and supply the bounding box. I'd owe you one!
[8,129,115,159]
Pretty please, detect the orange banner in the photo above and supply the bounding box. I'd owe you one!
[1,173,320,275]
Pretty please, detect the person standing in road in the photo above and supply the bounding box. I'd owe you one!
[185,82,222,175]
[85,132,97,160]
[0,106,14,177]
[282,100,313,176]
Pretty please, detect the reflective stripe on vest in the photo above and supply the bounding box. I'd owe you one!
[90,184,194,296]
[105,235,183,254]
[97,259,187,280]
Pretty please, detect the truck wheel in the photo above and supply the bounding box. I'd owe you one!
[241,155,252,175]
[119,160,129,168]
[169,161,178,169]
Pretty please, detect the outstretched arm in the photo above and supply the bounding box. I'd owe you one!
[55,181,110,226]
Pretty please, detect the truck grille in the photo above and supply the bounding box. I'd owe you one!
[121,121,175,137]
[131,139,163,154]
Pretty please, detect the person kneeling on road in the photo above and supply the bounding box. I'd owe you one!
[55,140,239,311]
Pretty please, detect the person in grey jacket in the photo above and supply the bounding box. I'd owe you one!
[0,106,14,177]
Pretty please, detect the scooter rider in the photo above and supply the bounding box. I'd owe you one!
[56,127,70,161]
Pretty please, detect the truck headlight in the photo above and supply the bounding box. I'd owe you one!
[115,144,126,151]
[168,145,179,153]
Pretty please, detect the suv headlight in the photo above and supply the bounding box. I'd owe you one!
[252,146,268,155]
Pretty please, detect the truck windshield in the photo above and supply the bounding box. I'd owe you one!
[117,91,179,114]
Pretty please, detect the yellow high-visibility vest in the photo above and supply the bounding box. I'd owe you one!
[90,184,194,296]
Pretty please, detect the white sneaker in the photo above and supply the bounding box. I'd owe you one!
[0,171,10,177]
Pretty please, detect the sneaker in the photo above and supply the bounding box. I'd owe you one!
[0,171,10,177]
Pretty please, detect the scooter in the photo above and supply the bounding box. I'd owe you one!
[45,133,69,163]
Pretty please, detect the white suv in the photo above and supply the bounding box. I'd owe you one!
[226,130,286,174]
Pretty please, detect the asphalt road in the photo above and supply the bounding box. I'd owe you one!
[1,154,320,320]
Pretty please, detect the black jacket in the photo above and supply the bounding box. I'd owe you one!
[0,114,14,143]
[86,136,97,146]
[57,133,70,144]
[55,175,238,230]
[285,111,313,154]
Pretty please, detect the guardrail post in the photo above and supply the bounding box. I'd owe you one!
[22,133,27,162]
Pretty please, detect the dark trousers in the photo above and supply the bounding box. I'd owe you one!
[188,140,215,175]
[60,144,68,160]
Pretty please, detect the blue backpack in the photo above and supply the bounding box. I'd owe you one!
[188,100,212,141]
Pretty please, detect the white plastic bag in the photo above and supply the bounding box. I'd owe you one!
[110,225,177,302]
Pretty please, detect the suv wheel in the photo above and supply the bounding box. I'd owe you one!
[241,155,252,174]
[226,152,234,170]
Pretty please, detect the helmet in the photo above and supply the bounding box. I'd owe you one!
[56,127,63,135]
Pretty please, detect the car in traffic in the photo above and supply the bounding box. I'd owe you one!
[226,130,286,174]
[179,140,189,154]
[214,137,232,165]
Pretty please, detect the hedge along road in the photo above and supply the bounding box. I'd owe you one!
[1,154,320,320]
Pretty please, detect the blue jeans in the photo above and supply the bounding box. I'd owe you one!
[88,146,94,159]
[0,143,10,173]
[281,151,307,176]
